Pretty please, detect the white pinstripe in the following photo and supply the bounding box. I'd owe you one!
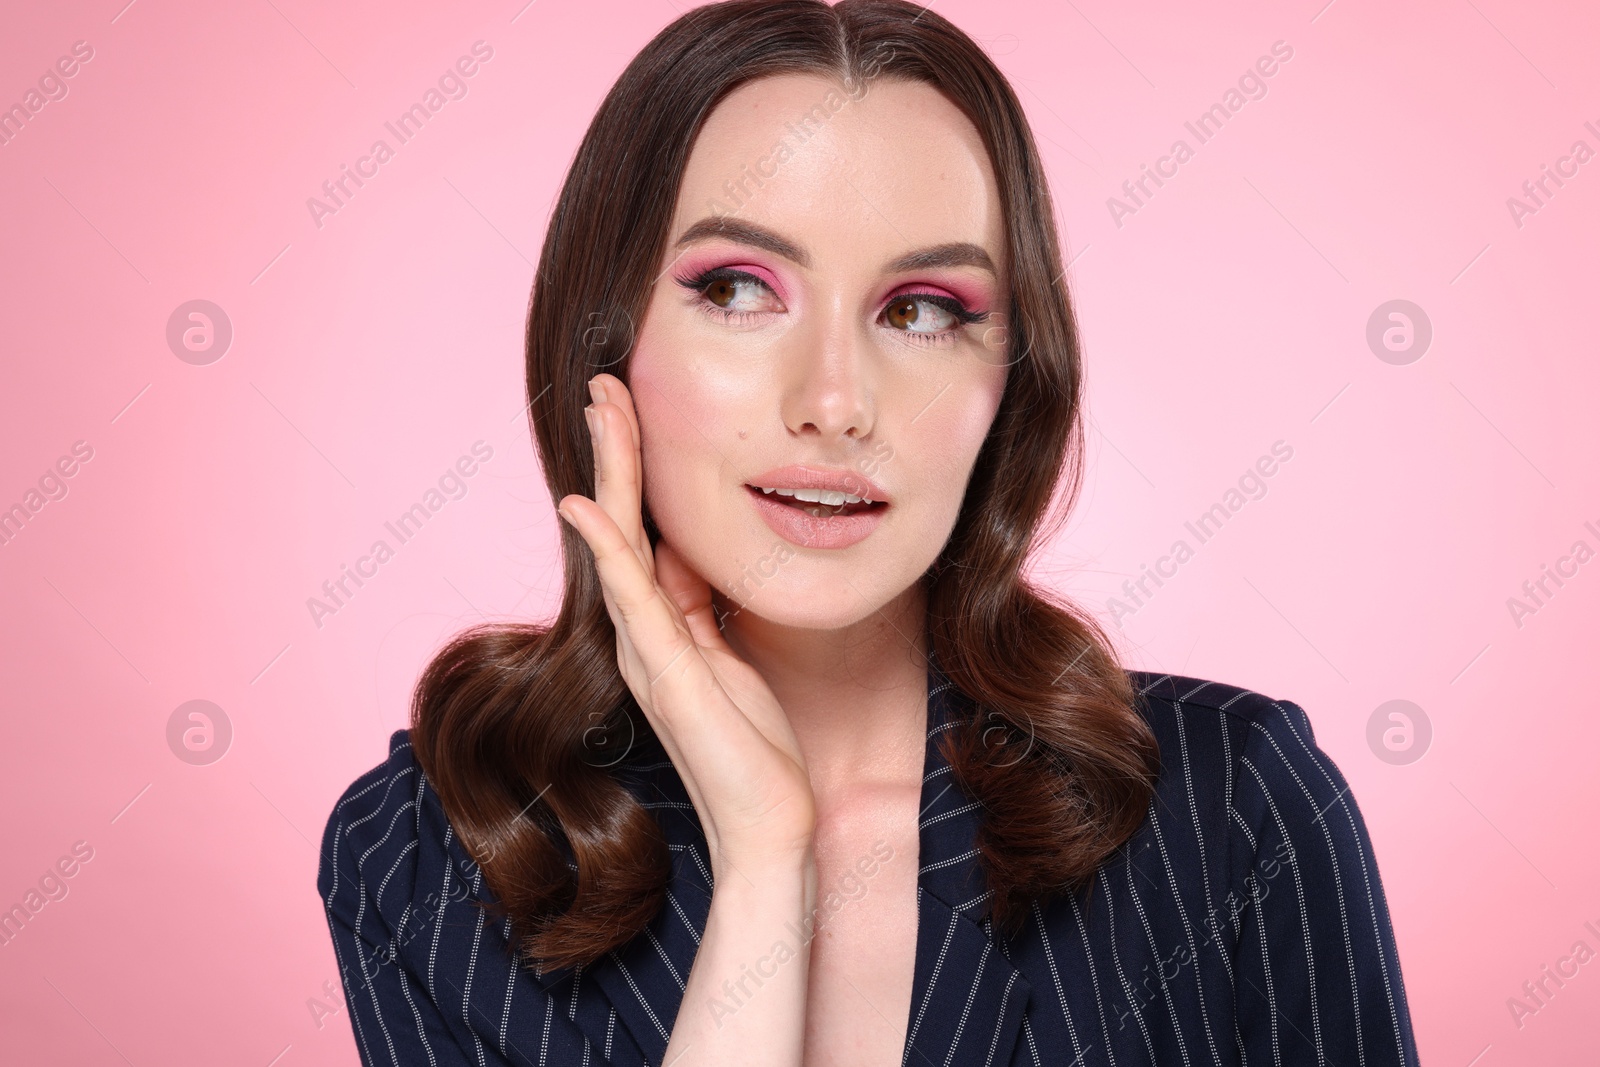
[429,823,454,991]
[644,927,684,991]
[1246,859,1282,1067]
[1121,850,1192,1067]
[397,963,441,1067]
[983,970,1020,1067]
[537,980,553,1067]
[349,792,423,1067]
[499,933,517,1054]
[945,936,992,1066]
[1242,756,1323,1064]
[1032,897,1089,1064]
[322,821,382,1067]
[1250,718,1367,1067]
[1160,701,1227,1065]
[1021,1015,1043,1067]
[664,891,702,946]
[460,864,489,1067]
[1062,891,1113,1067]
[903,903,960,1066]
[1276,706,1410,1066]
[1102,883,1158,1061]
[609,950,669,1040]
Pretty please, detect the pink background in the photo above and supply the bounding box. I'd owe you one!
[2,0,1596,1062]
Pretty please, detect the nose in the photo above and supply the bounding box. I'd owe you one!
[779,293,875,442]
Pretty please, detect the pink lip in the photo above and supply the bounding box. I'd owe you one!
[742,465,891,550]
[744,486,888,549]
[744,464,890,504]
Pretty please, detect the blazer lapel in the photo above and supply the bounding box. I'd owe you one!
[532,653,1033,1067]
[906,662,1033,1067]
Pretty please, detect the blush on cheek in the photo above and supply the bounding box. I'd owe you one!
[901,376,1007,507]
[629,339,758,462]
[932,376,1006,452]
[626,358,737,547]
[629,360,722,468]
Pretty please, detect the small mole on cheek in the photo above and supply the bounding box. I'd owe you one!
[738,429,748,439]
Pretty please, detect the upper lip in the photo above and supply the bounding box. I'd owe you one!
[745,464,891,505]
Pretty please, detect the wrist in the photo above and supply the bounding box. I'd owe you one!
[711,849,816,909]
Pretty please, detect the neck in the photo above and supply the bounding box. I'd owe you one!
[714,581,931,805]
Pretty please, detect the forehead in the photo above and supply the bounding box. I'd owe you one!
[672,73,1005,266]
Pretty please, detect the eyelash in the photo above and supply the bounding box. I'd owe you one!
[673,266,988,346]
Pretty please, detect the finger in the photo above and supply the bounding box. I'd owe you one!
[654,539,732,653]
[557,493,696,688]
[591,372,641,455]
[586,385,649,572]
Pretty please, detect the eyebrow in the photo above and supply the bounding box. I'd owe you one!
[672,216,997,276]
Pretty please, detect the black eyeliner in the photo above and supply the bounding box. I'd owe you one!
[891,291,989,325]
[674,265,764,292]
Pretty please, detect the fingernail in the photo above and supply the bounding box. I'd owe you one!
[588,378,607,404]
[584,405,603,444]
[557,503,575,525]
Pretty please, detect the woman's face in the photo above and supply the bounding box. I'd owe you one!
[628,73,1010,631]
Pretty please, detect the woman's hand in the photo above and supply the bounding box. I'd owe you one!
[557,373,817,879]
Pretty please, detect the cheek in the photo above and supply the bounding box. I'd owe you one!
[909,367,1006,495]
[628,361,698,517]
[628,341,748,541]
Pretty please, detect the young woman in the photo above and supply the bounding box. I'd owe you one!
[318,2,1419,1064]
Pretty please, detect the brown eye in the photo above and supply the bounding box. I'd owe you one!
[885,298,920,330]
[676,269,785,317]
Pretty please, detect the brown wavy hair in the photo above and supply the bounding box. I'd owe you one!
[409,0,1160,972]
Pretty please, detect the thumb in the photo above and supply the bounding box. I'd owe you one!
[653,540,732,652]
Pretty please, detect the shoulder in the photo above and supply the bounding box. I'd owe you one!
[316,730,432,931]
[318,729,422,862]
[1124,670,1372,869]
[1125,669,1321,782]
[1127,670,1315,740]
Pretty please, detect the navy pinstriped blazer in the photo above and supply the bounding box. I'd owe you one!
[317,657,1419,1066]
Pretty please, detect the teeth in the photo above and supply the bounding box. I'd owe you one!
[755,486,866,505]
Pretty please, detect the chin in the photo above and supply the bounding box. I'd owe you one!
[716,581,882,630]
[709,542,923,629]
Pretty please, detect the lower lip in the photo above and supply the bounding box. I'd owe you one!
[745,486,888,549]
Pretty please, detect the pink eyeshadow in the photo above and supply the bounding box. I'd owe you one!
[673,251,791,304]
